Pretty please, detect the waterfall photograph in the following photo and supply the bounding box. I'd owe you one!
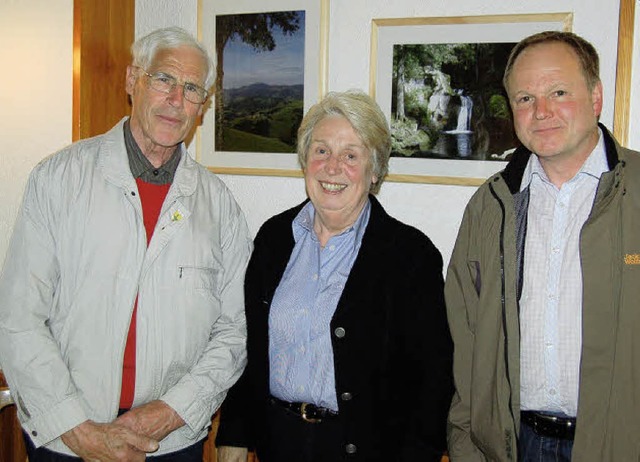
[390,42,519,161]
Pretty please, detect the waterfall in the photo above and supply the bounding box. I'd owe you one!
[456,95,473,132]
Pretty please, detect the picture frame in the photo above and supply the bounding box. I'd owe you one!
[370,13,573,186]
[197,0,329,178]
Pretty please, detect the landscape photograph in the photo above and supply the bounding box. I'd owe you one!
[215,10,306,153]
[390,42,519,161]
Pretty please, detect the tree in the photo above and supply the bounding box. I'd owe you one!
[392,44,460,120]
[215,12,301,149]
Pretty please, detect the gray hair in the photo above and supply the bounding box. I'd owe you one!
[297,90,391,194]
[131,27,214,89]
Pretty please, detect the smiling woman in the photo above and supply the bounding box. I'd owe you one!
[215,90,454,462]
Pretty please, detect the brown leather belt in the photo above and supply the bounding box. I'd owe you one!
[521,411,576,440]
[270,396,338,423]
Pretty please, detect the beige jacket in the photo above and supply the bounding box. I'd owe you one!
[0,119,252,455]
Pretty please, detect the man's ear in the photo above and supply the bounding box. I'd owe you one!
[591,81,603,118]
[125,66,138,96]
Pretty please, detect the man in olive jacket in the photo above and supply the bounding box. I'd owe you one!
[446,31,640,461]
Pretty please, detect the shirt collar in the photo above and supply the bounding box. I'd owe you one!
[123,118,181,184]
[293,198,371,247]
[520,128,608,192]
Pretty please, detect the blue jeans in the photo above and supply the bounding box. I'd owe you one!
[519,420,574,462]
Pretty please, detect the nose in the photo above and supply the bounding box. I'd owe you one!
[325,152,342,174]
[534,97,551,120]
[166,84,185,107]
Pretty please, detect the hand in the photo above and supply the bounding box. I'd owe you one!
[217,445,249,462]
[115,400,185,442]
[61,420,158,461]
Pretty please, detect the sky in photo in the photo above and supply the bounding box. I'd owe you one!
[222,11,305,89]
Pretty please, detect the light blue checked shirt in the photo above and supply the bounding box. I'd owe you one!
[269,200,371,411]
[519,130,608,416]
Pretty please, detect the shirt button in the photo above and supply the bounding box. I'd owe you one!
[153,169,159,176]
[345,443,357,454]
[31,430,38,437]
[329,245,335,251]
[334,327,346,338]
[341,392,352,401]
[313,274,318,281]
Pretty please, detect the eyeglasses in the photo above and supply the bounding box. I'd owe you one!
[138,68,208,104]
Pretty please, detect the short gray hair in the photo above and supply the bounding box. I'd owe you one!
[297,90,391,194]
[131,27,214,89]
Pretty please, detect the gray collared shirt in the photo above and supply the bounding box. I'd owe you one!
[123,119,181,185]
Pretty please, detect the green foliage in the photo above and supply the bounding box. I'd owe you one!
[216,11,302,53]
[222,127,294,153]
[391,117,432,156]
[223,95,302,150]
[488,94,510,119]
[268,100,304,145]
[403,90,428,121]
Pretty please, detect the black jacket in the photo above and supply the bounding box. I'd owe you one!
[216,195,453,461]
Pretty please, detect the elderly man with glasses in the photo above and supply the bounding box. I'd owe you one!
[0,27,251,462]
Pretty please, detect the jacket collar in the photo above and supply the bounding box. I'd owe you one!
[97,117,198,197]
[500,122,620,194]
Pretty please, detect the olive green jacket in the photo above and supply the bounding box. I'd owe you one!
[445,125,640,461]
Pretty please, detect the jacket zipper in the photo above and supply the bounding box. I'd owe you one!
[489,181,518,460]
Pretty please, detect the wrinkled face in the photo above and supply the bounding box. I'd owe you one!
[305,115,376,225]
[126,45,206,156]
[506,42,602,164]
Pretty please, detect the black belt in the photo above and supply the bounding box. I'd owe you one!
[270,396,338,423]
[521,411,576,440]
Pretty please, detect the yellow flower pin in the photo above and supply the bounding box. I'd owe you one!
[171,211,183,222]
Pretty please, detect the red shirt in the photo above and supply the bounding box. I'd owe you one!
[119,179,171,409]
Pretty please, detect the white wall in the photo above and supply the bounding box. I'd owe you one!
[0,0,636,269]
[0,0,73,262]
[137,0,628,267]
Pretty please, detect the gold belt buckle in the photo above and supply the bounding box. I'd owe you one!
[300,402,321,423]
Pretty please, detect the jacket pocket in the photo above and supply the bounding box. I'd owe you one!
[177,265,223,320]
[179,265,221,291]
[468,260,482,296]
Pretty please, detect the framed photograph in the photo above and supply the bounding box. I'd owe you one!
[198,0,329,177]
[370,13,573,185]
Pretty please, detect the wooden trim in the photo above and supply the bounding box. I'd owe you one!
[72,0,134,141]
[613,0,635,146]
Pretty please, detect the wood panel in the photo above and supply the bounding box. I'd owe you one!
[73,0,135,141]
[613,0,635,146]
[202,412,259,462]
[0,370,26,462]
